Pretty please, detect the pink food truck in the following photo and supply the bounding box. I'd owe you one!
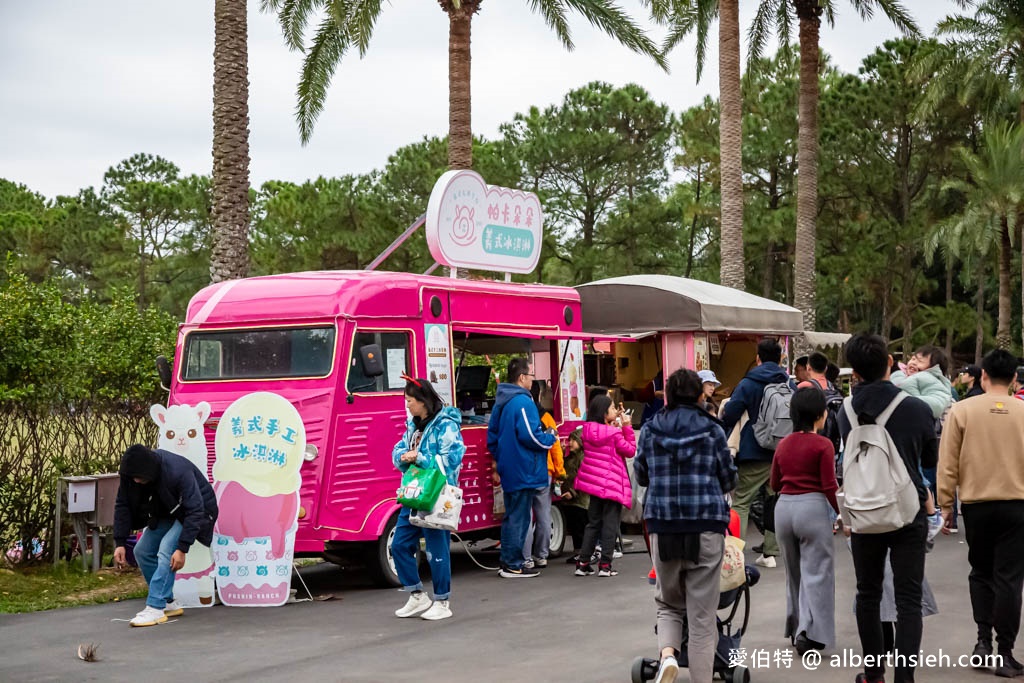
[163,172,609,585]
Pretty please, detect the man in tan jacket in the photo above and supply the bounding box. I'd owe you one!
[938,349,1024,678]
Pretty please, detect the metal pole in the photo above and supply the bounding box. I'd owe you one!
[422,263,440,276]
[92,528,101,573]
[365,215,426,271]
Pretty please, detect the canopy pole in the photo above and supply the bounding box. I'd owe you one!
[365,214,426,271]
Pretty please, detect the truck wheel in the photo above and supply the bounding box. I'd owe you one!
[364,511,404,588]
[549,504,566,558]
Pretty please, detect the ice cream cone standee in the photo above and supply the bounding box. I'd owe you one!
[559,340,585,418]
[211,392,305,607]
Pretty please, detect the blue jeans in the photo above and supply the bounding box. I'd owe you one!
[500,488,534,570]
[392,508,451,600]
[134,519,183,610]
[523,483,553,561]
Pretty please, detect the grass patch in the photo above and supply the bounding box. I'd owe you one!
[0,563,147,614]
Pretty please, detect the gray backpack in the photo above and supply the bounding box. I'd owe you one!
[752,382,794,450]
[841,393,921,534]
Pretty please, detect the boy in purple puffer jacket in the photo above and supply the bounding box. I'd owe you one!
[574,394,637,577]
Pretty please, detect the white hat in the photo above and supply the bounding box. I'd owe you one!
[698,370,721,387]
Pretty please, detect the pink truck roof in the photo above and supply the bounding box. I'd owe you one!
[185,270,581,327]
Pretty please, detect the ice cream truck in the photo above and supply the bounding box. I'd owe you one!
[574,275,805,413]
[163,171,609,586]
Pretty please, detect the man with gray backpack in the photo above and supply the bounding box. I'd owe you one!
[721,338,792,569]
[838,334,938,683]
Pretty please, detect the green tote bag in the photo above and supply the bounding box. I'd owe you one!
[396,464,446,511]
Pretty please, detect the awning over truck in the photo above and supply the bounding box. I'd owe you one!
[576,275,804,336]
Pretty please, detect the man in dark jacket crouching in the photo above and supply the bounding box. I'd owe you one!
[113,445,218,627]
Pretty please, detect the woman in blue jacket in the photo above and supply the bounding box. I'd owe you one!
[391,375,466,621]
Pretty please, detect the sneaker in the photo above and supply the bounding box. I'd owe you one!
[927,511,944,542]
[590,550,601,564]
[499,566,540,578]
[854,674,884,683]
[949,524,960,534]
[995,652,1024,678]
[395,591,432,618]
[163,599,184,617]
[534,558,548,568]
[755,554,777,568]
[420,600,452,621]
[129,606,168,627]
[522,558,535,570]
[565,554,579,564]
[574,562,595,577]
[613,549,624,559]
[654,655,679,683]
[597,564,618,577]
[751,543,764,554]
[972,638,993,665]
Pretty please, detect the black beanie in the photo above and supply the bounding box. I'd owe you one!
[120,444,161,482]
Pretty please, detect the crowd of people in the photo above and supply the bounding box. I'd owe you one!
[107,335,1024,683]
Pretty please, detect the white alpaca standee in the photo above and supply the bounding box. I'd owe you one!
[150,402,217,608]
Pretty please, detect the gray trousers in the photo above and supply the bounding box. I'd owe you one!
[522,483,552,561]
[651,532,724,683]
[774,493,836,647]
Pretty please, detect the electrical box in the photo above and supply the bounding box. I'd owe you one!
[93,474,120,527]
[66,476,97,514]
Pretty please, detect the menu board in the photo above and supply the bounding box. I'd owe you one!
[424,324,454,405]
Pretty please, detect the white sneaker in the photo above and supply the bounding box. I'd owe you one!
[395,591,432,618]
[129,606,168,627]
[654,655,679,683]
[927,511,944,542]
[613,549,623,559]
[420,600,452,621]
[163,599,184,617]
[755,554,777,568]
[534,558,548,568]
[522,558,535,570]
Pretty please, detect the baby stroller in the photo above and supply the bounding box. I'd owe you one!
[631,564,760,683]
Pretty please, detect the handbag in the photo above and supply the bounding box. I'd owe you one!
[396,462,446,511]
[719,533,746,592]
[763,493,780,533]
[492,482,505,517]
[410,455,464,532]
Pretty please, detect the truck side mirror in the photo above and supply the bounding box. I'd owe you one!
[156,355,172,392]
[359,344,384,377]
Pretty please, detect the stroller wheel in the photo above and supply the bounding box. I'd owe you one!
[631,656,657,683]
[730,665,751,683]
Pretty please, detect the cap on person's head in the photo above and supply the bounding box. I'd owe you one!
[120,444,161,482]
[960,365,982,383]
[697,369,721,387]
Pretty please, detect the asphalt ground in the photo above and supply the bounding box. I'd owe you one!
[0,530,999,683]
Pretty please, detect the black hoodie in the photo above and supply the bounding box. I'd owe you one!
[837,380,939,506]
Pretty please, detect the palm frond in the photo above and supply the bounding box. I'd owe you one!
[529,0,573,50]
[560,0,668,69]
[295,15,349,144]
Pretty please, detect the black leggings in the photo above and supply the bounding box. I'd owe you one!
[579,497,622,566]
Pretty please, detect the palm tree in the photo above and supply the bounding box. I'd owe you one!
[647,0,745,290]
[747,0,917,335]
[936,123,1024,350]
[210,0,252,283]
[261,0,664,170]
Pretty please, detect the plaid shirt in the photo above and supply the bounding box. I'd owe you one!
[635,404,738,534]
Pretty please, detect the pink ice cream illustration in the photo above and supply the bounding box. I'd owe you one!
[214,481,299,560]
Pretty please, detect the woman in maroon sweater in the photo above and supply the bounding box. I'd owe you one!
[770,387,839,655]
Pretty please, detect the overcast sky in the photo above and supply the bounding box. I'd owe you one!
[1,1,956,199]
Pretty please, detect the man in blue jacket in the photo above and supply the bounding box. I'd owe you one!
[113,445,218,626]
[488,357,557,578]
[720,338,790,569]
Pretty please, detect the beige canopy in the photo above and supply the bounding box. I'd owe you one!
[802,331,852,349]
[577,275,804,336]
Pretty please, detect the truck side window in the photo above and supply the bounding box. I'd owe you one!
[347,331,410,393]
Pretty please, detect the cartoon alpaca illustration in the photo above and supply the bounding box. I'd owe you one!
[150,402,217,607]
[451,205,476,246]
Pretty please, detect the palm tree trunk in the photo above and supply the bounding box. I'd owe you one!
[718,0,744,290]
[794,1,821,339]
[976,255,986,364]
[447,5,474,170]
[210,0,251,283]
[998,215,1012,349]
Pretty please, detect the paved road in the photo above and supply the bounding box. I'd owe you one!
[0,531,995,683]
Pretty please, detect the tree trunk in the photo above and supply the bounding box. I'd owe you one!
[976,255,986,364]
[447,6,473,170]
[794,1,821,339]
[717,0,745,290]
[210,0,251,284]
[998,215,1012,349]
[762,242,774,298]
[945,258,954,363]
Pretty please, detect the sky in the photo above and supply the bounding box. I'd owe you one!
[1,1,957,200]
